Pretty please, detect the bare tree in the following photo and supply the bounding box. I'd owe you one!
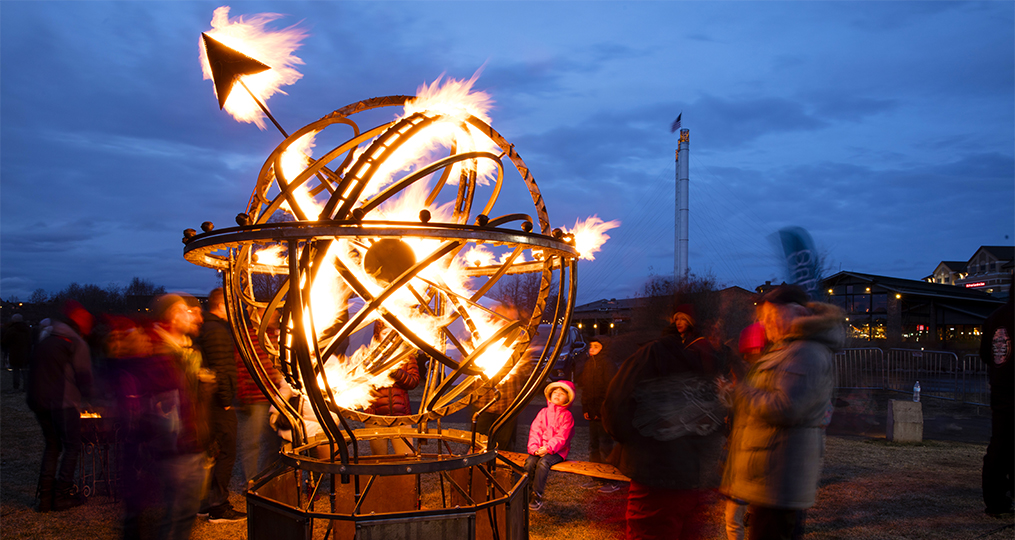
[29,289,48,305]
[489,273,544,320]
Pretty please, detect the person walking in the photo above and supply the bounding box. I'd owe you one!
[724,285,844,540]
[149,293,215,540]
[26,301,94,512]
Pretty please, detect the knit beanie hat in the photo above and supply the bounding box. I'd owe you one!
[673,303,695,327]
[62,300,93,337]
[150,294,185,322]
[544,380,575,407]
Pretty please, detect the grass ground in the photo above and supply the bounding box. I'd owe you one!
[2,376,1011,540]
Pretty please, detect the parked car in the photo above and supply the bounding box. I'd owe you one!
[526,323,588,382]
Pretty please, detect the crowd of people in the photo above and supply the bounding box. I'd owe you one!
[3,280,1009,540]
[3,290,281,540]
[490,283,848,540]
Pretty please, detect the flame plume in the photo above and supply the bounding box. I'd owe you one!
[566,216,621,261]
[199,6,308,129]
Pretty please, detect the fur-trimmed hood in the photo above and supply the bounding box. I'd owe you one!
[784,302,845,350]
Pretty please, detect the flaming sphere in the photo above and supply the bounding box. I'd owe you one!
[184,88,586,457]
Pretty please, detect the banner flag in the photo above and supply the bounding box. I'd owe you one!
[772,226,821,299]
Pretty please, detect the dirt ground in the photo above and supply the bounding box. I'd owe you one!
[2,372,1011,540]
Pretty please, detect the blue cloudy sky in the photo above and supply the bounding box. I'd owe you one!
[2,1,1012,305]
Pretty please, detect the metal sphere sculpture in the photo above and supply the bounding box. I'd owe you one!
[185,92,578,445]
[183,91,581,539]
[186,12,621,536]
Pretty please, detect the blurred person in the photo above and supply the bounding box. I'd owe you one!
[148,293,216,540]
[724,285,843,540]
[673,304,717,373]
[235,309,284,481]
[3,313,33,391]
[525,380,576,511]
[723,322,767,540]
[26,300,94,512]
[103,315,158,540]
[980,277,1013,517]
[363,322,420,455]
[602,302,728,540]
[196,288,245,523]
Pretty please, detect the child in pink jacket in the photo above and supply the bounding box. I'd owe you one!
[525,380,575,511]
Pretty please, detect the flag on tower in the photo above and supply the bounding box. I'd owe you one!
[670,112,682,133]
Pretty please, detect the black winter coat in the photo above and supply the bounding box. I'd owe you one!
[601,326,726,490]
[578,352,616,421]
[198,313,238,409]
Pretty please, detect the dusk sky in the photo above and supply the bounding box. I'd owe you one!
[2,1,1013,305]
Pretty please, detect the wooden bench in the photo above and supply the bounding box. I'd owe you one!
[498,450,630,482]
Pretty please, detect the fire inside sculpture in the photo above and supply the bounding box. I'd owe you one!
[183,8,617,539]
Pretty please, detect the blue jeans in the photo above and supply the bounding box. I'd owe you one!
[524,453,563,500]
[158,452,208,540]
[238,402,279,481]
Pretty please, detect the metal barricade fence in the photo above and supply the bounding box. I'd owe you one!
[833,348,884,390]
[828,348,989,405]
[959,354,990,406]
[886,348,960,401]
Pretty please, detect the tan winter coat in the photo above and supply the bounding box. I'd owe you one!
[724,302,844,509]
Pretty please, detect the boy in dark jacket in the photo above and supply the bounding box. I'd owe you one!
[578,338,617,462]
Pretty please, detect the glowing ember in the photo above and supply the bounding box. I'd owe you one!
[200,6,308,129]
[566,216,621,261]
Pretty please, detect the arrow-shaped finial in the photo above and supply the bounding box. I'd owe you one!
[202,33,271,110]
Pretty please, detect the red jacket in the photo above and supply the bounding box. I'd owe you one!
[363,354,420,416]
[236,327,283,405]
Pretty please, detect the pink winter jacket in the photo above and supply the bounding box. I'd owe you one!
[527,381,576,460]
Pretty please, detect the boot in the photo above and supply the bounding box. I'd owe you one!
[52,481,83,511]
[36,475,54,513]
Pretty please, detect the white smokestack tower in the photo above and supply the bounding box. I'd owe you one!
[675,128,689,283]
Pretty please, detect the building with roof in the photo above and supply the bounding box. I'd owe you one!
[822,270,1004,347]
[954,246,1013,296]
[572,286,756,340]
[571,297,640,337]
[927,261,968,286]
[925,245,1013,298]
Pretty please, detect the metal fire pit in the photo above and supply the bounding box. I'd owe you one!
[184,94,579,540]
[79,410,119,500]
